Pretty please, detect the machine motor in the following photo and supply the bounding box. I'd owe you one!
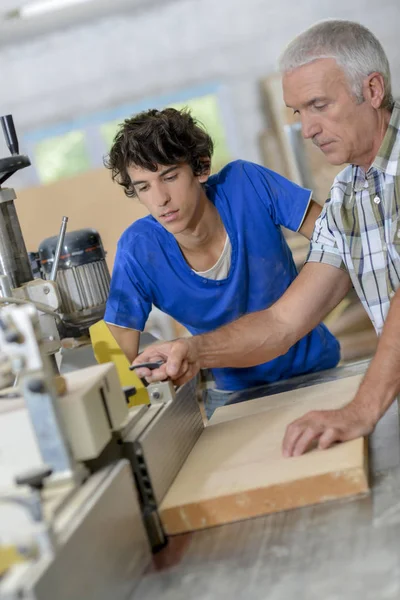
[38,228,110,334]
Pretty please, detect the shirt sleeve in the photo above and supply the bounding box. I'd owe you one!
[306,202,346,271]
[104,246,152,330]
[242,161,312,232]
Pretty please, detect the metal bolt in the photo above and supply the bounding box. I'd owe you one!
[27,378,46,394]
[43,286,50,295]
[151,390,162,401]
[5,330,22,344]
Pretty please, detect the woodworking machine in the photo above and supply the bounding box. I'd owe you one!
[0,114,61,359]
[1,308,399,600]
[0,112,207,598]
[0,303,204,599]
[0,114,111,362]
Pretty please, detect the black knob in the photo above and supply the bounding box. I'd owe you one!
[15,466,53,491]
[1,115,19,155]
[5,330,23,344]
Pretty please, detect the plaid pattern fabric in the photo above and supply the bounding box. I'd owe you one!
[307,101,400,335]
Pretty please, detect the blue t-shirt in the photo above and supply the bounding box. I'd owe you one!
[105,160,340,390]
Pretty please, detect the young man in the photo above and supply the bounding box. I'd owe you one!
[104,107,339,417]
[133,21,400,451]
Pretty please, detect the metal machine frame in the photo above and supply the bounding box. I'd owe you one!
[0,303,205,597]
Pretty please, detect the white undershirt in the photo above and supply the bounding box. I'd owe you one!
[193,235,232,280]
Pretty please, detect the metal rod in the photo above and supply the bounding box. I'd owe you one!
[0,274,12,298]
[0,115,19,155]
[49,216,68,281]
[0,191,34,288]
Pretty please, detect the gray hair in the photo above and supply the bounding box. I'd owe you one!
[279,20,393,110]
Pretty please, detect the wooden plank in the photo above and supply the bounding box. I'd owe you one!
[16,167,149,273]
[159,375,369,534]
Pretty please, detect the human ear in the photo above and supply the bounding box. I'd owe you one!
[197,159,211,183]
[363,72,385,109]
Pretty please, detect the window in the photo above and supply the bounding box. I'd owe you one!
[23,83,237,186]
[34,130,90,184]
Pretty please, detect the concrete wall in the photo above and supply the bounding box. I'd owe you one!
[0,0,398,171]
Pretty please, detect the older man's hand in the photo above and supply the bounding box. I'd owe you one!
[131,338,201,386]
[282,399,377,457]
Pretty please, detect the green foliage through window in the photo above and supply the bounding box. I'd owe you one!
[34,131,90,184]
[26,85,233,186]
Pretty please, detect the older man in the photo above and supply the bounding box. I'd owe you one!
[133,20,400,458]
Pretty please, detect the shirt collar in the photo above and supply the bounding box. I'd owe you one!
[350,101,400,190]
[372,100,400,176]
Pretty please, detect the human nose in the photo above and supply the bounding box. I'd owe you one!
[300,114,321,140]
[154,183,170,207]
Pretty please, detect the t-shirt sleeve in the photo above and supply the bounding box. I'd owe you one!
[242,161,312,232]
[306,201,346,271]
[104,246,152,331]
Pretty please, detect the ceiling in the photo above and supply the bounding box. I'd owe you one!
[0,0,166,45]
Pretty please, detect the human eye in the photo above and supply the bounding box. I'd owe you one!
[138,184,149,192]
[314,103,327,111]
[165,173,178,182]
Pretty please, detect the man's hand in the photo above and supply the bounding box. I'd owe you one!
[282,288,400,458]
[131,338,201,386]
[282,398,377,457]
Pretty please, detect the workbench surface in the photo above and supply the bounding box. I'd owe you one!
[130,361,400,600]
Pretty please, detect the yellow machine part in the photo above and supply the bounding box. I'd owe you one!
[89,320,149,407]
[0,545,27,577]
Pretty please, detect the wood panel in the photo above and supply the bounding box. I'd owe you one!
[15,167,149,272]
[159,375,369,534]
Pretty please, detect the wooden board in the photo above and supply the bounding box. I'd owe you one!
[159,375,369,534]
[15,167,149,272]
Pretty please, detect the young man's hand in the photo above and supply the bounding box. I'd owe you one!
[281,395,377,457]
[131,338,201,386]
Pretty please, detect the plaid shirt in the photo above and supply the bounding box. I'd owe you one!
[307,101,400,335]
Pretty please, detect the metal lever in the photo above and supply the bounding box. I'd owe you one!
[49,216,68,281]
[0,114,30,186]
[0,114,19,155]
[129,359,165,390]
[129,360,165,371]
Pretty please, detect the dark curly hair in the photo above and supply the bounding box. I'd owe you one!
[104,107,214,198]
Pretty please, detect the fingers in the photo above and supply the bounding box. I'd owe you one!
[133,338,199,384]
[318,427,339,449]
[173,362,199,387]
[291,426,323,457]
[282,411,329,457]
[130,338,199,386]
[165,340,191,378]
[133,363,167,380]
[134,366,152,379]
[143,365,169,383]
[143,358,196,387]
[282,419,308,458]
[131,342,172,380]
